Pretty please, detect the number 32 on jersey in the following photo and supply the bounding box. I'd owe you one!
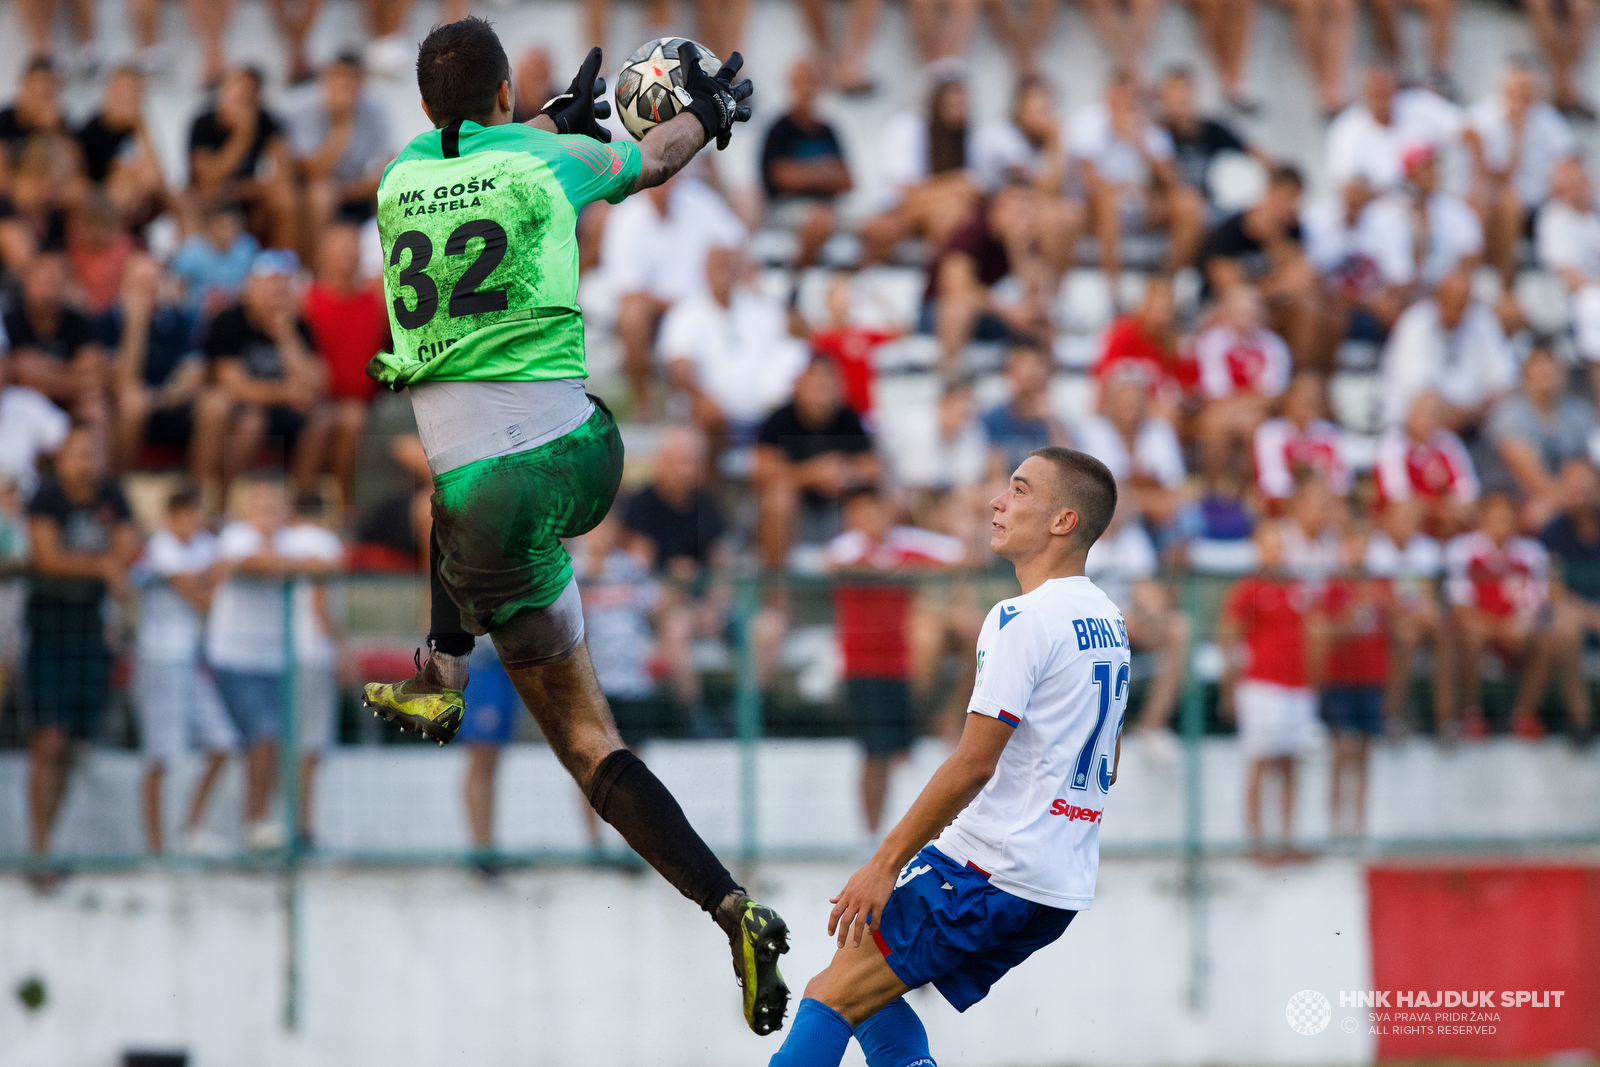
[1072,661,1128,794]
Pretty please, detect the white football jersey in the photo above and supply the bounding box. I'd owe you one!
[933,575,1131,910]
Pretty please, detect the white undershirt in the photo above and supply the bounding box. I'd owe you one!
[408,378,592,474]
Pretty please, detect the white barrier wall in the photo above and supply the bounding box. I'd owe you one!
[0,856,1373,1067]
[3,736,1598,858]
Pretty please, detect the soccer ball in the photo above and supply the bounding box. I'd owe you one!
[614,37,722,141]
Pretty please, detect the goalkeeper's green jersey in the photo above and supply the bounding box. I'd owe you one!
[369,120,641,389]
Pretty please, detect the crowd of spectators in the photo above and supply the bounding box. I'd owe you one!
[9,0,1600,868]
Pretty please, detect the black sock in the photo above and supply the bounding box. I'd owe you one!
[428,527,475,658]
[587,750,743,915]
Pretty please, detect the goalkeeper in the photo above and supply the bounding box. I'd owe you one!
[360,18,788,1036]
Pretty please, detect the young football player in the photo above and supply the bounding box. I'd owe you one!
[356,19,785,1035]
[768,447,1127,1067]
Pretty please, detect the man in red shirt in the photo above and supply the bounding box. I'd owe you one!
[300,222,388,508]
[1093,276,1195,411]
[826,487,964,836]
[1319,528,1394,839]
[1218,521,1324,858]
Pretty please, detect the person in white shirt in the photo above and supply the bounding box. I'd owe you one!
[1302,175,1392,283]
[1536,157,1600,406]
[1281,473,1345,580]
[886,378,993,556]
[972,76,1066,194]
[1326,65,1463,192]
[0,376,68,501]
[207,475,292,851]
[769,447,1125,1067]
[1465,61,1577,285]
[206,474,338,851]
[132,483,237,855]
[859,69,980,264]
[1071,71,1204,288]
[600,173,748,418]
[658,244,809,440]
[1362,142,1483,292]
[275,491,346,846]
[1300,175,1411,357]
[1075,372,1185,530]
[968,77,1080,277]
[1378,267,1516,431]
[889,378,989,495]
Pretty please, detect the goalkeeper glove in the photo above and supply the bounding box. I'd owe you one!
[541,46,613,143]
[673,41,753,151]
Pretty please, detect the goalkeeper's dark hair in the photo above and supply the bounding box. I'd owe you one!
[415,16,511,127]
[1028,446,1118,549]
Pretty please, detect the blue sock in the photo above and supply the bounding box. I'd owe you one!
[854,998,935,1067]
[767,998,855,1067]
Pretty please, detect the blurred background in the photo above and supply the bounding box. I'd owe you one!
[1,0,1599,1064]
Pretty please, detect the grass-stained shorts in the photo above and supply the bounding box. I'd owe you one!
[430,399,624,649]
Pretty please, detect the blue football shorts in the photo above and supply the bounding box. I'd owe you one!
[871,846,1076,1011]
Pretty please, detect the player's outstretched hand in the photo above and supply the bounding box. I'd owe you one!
[676,41,753,151]
[828,858,896,948]
[541,46,613,143]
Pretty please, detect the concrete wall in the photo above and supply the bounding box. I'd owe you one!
[0,856,1374,1067]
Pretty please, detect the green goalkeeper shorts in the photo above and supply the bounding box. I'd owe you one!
[430,397,623,636]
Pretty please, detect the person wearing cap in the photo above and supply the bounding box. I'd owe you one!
[192,248,324,510]
[1362,140,1482,294]
[288,51,394,259]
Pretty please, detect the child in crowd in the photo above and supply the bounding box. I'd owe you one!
[208,475,290,850]
[132,482,237,854]
[1281,473,1345,580]
[275,490,346,846]
[1443,491,1553,740]
[826,486,964,839]
[1219,521,1323,860]
[1366,498,1448,729]
[169,201,258,318]
[1319,526,1394,840]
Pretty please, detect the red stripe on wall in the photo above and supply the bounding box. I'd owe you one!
[1367,865,1600,1060]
